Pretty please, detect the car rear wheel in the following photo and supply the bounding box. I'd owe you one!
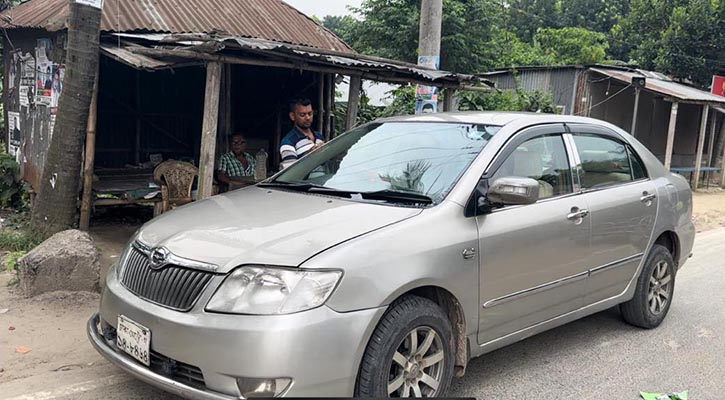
[355,295,455,398]
[620,244,676,329]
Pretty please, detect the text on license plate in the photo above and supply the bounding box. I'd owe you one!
[117,315,151,366]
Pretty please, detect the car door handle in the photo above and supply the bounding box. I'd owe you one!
[641,193,656,203]
[567,208,589,220]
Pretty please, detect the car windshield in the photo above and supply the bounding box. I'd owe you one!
[270,122,500,205]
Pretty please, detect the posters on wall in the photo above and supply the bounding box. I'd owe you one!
[19,51,36,108]
[9,49,21,91]
[8,112,21,161]
[415,56,440,114]
[50,65,64,112]
[35,39,54,107]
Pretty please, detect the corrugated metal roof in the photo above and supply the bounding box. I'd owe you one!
[0,0,352,52]
[103,33,493,88]
[590,67,725,105]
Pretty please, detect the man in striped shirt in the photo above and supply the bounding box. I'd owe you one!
[279,98,325,169]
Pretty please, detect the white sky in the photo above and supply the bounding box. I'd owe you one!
[283,0,363,18]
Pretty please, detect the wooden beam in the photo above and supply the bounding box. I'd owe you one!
[135,70,141,164]
[443,88,456,112]
[692,105,710,189]
[707,111,717,166]
[664,102,678,171]
[325,74,333,140]
[345,76,362,131]
[79,75,100,231]
[317,73,324,134]
[198,62,222,200]
[631,88,640,138]
[128,47,485,90]
[274,104,282,171]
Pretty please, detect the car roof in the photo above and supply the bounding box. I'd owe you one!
[377,111,609,128]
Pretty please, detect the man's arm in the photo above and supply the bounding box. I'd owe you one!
[280,143,298,170]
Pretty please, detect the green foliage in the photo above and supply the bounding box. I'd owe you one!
[0,228,41,253]
[0,150,26,209]
[534,27,609,65]
[613,0,723,86]
[1,250,26,272]
[458,87,558,113]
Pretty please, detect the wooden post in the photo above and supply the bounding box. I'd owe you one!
[325,74,333,140]
[721,129,725,188]
[198,62,222,200]
[707,111,717,166]
[346,76,362,131]
[631,88,640,138]
[79,75,99,231]
[664,102,678,171]
[443,88,456,112]
[135,70,141,164]
[692,105,709,189]
[274,105,282,171]
[317,73,324,134]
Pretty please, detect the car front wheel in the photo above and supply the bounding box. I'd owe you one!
[620,244,676,329]
[355,295,455,398]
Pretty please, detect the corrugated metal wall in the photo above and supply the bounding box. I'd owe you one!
[485,68,579,114]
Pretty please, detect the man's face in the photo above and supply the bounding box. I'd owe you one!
[230,135,247,156]
[290,104,314,130]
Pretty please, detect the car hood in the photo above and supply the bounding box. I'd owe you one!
[137,186,421,272]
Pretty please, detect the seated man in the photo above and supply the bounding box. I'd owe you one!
[280,98,325,169]
[217,134,256,190]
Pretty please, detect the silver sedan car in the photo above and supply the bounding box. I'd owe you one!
[88,112,695,398]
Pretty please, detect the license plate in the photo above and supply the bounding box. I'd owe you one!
[116,315,151,366]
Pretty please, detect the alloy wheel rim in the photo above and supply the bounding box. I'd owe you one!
[387,326,445,397]
[648,260,672,315]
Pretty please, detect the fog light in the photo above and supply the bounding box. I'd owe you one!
[236,377,292,398]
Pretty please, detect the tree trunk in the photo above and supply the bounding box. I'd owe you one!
[30,1,102,237]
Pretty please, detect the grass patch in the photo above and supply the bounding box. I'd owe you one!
[0,228,42,252]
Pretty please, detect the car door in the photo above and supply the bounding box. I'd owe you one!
[566,124,658,304]
[476,125,591,345]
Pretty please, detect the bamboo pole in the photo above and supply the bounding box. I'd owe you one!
[79,75,100,231]
[631,88,640,138]
[325,74,333,140]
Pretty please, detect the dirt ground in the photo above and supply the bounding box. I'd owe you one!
[0,190,723,395]
[692,188,725,232]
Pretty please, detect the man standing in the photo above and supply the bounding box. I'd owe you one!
[279,98,325,169]
[217,133,256,190]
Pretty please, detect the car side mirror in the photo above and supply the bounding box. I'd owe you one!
[486,177,540,206]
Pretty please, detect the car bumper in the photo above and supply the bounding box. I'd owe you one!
[89,271,386,398]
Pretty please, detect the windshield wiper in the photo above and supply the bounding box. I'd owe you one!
[259,182,433,204]
[360,190,434,205]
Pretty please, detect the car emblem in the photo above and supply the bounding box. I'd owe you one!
[149,247,170,270]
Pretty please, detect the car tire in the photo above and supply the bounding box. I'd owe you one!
[620,244,676,329]
[355,295,455,398]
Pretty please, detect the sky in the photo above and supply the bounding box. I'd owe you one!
[283,0,363,18]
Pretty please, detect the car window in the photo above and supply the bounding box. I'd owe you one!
[628,146,648,180]
[572,134,636,189]
[490,135,573,200]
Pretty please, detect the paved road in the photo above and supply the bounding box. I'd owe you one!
[3,228,724,400]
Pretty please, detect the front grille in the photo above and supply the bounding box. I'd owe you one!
[120,246,214,311]
[150,350,206,389]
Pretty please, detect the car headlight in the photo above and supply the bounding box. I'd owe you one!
[206,266,342,315]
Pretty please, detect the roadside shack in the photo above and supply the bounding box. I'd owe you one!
[1,0,492,228]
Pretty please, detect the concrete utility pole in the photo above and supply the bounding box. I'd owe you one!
[418,0,443,59]
[416,0,444,113]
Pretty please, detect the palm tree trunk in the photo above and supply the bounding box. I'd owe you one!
[30,1,102,237]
